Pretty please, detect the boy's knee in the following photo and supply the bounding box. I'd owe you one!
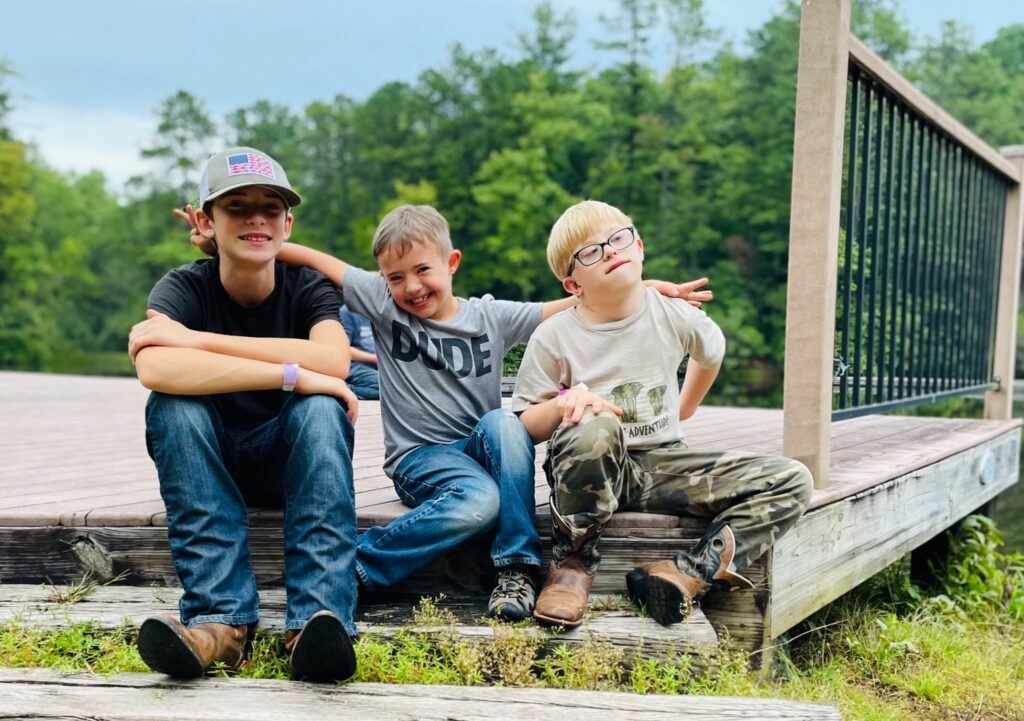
[284,394,349,429]
[145,393,214,437]
[552,410,623,456]
[781,460,814,512]
[477,408,529,443]
[452,481,500,532]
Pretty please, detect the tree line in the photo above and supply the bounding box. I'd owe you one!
[1,0,1021,406]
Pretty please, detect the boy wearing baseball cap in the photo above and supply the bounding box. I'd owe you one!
[130,147,360,683]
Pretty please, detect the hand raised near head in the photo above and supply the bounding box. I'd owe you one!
[172,203,217,257]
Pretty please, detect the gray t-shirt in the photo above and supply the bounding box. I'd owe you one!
[511,287,725,450]
[344,266,543,474]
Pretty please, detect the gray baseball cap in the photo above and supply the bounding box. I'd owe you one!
[198,147,302,208]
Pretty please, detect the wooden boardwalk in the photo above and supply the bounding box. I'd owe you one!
[0,370,1020,659]
[2,370,1015,526]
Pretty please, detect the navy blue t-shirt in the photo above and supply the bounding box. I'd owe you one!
[340,304,376,368]
[147,258,340,427]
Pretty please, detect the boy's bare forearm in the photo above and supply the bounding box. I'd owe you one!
[194,331,349,378]
[349,347,377,364]
[278,242,352,287]
[679,359,720,420]
[540,296,579,322]
[136,347,283,395]
[518,399,563,443]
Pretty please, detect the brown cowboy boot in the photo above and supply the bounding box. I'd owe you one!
[137,616,247,679]
[284,610,357,683]
[626,523,754,626]
[533,555,594,628]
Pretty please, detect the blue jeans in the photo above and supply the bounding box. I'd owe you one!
[145,392,358,636]
[346,362,379,401]
[355,409,543,588]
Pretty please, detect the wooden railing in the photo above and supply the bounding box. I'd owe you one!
[782,0,1024,488]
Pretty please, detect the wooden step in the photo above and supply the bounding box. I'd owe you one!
[0,668,841,720]
[0,584,718,666]
[0,520,771,660]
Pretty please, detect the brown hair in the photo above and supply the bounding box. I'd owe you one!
[372,204,452,260]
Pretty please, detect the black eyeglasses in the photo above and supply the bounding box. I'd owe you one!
[567,226,636,275]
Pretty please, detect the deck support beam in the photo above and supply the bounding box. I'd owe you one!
[985,147,1024,420]
[782,0,852,487]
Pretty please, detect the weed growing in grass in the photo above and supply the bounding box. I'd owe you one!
[480,619,543,686]
[233,630,290,680]
[628,652,694,694]
[537,638,623,690]
[0,622,147,674]
[45,570,130,606]
[931,515,1024,622]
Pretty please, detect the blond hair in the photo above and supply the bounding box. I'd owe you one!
[372,204,452,260]
[547,200,633,278]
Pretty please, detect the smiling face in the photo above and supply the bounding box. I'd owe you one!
[562,223,644,299]
[196,186,293,269]
[377,239,461,321]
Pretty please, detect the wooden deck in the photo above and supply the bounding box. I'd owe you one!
[1,370,1020,657]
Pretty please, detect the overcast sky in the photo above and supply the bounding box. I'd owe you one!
[3,0,1021,188]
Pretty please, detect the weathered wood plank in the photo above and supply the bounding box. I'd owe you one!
[770,428,1020,635]
[0,524,714,593]
[0,669,842,721]
[0,585,719,663]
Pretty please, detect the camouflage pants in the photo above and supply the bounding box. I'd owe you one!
[543,411,813,573]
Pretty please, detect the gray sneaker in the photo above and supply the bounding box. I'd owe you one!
[488,568,537,622]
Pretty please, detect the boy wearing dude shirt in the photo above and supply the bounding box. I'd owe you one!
[273,204,710,620]
[513,200,813,628]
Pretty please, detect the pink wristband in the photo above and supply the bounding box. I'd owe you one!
[558,382,588,397]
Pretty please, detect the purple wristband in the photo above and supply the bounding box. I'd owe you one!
[282,363,299,391]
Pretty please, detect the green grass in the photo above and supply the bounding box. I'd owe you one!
[3,518,1024,720]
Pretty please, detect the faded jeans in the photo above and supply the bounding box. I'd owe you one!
[145,392,358,635]
[355,409,543,588]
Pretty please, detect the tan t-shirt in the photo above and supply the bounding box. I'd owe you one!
[510,287,725,449]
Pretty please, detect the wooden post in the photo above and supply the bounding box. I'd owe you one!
[985,146,1024,420]
[782,0,851,488]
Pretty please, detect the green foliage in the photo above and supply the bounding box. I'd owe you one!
[140,90,217,202]
[2,8,1021,405]
[928,515,1024,622]
[0,623,148,675]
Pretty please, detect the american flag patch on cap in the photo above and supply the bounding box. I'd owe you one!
[226,152,276,179]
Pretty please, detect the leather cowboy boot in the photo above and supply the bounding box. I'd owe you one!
[284,610,357,683]
[533,555,594,628]
[626,523,754,626]
[137,616,247,679]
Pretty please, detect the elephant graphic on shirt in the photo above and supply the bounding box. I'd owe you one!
[610,382,644,423]
[647,384,667,416]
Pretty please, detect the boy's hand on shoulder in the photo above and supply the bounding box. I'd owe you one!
[557,387,622,427]
[644,277,713,308]
[172,204,217,257]
[129,310,200,362]
[294,369,359,424]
